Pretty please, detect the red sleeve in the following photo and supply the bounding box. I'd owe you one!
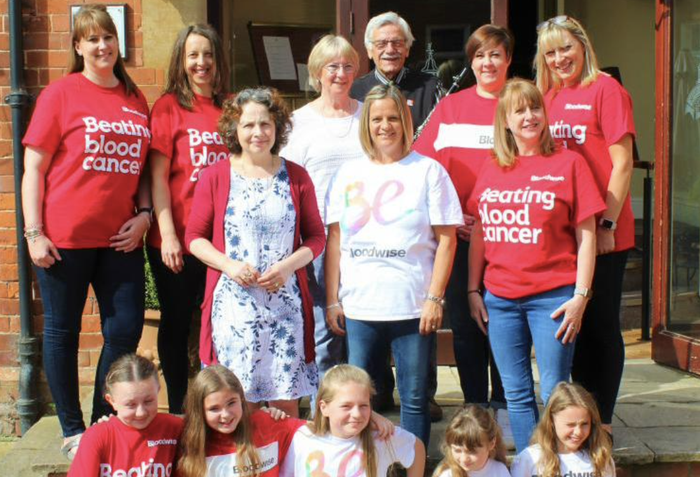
[149,95,175,159]
[22,81,65,154]
[67,425,105,476]
[297,168,326,258]
[571,152,607,224]
[412,100,444,157]
[185,164,216,250]
[598,77,636,146]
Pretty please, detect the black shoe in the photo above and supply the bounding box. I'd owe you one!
[373,392,396,412]
[429,397,443,422]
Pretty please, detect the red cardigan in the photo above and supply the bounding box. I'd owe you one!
[185,158,326,366]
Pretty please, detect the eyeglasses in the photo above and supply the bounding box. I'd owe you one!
[537,15,570,32]
[371,39,406,50]
[324,63,356,75]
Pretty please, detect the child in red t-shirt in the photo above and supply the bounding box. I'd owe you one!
[68,354,184,476]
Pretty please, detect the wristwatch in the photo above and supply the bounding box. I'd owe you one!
[426,294,446,308]
[574,287,592,299]
[137,207,154,224]
[599,218,617,231]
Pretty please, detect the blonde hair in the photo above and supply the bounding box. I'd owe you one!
[531,382,613,477]
[433,405,507,477]
[492,78,556,168]
[104,354,159,395]
[178,366,261,477]
[69,4,137,96]
[307,35,359,93]
[534,16,601,95]
[359,84,414,158]
[310,365,380,477]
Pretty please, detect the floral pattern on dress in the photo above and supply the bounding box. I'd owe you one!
[211,161,318,402]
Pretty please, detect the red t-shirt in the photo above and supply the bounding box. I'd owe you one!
[467,149,606,299]
[545,74,636,252]
[147,93,228,250]
[68,413,184,477]
[23,73,151,248]
[413,86,497,212]
[202,411,305,476]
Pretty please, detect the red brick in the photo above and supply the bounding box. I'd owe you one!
[0,51,8,68]
[0,247,17,264]
[0,210,16,228]
[0,121,12,141]
[36,0,74,15]
[47,50,67,68]
[23,32,50,50]
[126,67,155,85]
[25,50,48,69]
[23,68,40,87]
[0,298,19,315]
[0,192,13,209]
[31,299,43,315]
[77,349,90,367]
[0,33,8,51]
[0,72,9,87]
[78,332,103,349]
[0,175,14,192]
[0,228,16,245]
[7,282,18,299]
[0,107,10,124]
[50,14,69,33]
[47,67,64,82]
[9,315,20,333]
[0,263,17,280]
[125,48,143,67]
[23,15,51,35]
[0,351,17,366]
[0,367,18,380]
[0,157,12,174]
[89,349,100,366]
[82,315,100,333]
[0,333,17,348]
[138,84,160,104]
[0,316,8,332]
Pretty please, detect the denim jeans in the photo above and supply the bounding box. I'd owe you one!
[35,248,145,438]
[445,239,505,407]
[346,318,431,446]
[485,285,576,452]
[147,246,206,414]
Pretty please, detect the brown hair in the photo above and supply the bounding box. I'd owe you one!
[465,24,515,64]
[104,353,159,395]
[178,365,261,477]
[433,405,507,477]
[532,382,613,477]
[218,87,292,155]
[310,365,381,477]
[164,23,229,109]
[534,16,601,95]
[68,4,137,96]
[492,78,556,168]
[307,35,359,93]
[359,84,413,158]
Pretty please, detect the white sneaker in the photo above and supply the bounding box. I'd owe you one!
[496,408,516,450]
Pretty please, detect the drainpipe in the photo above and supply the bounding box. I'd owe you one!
[4,0,40,434]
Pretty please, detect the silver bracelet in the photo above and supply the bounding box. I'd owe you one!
[326,303,341,310]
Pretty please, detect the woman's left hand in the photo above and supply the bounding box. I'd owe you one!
[257,260,293,293]
[551,295,588,344]
[419,300,443,335]
[109,213,150,252]
[369,410,395,440]
[260,406,289,421]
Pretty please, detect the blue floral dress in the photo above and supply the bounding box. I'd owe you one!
[211,161,318,402]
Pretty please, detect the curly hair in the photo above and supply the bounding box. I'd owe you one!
[218,87,292,155]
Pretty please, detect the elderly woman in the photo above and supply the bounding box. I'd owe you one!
[185,87,326,417]
[281,34,364,380]
[325,84,462,446]
[21,5,151,458]
[535,16,636,439]
[467,79,604,452]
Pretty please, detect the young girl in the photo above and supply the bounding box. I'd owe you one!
[177,364,306,477]
[280,364,426,477]
[432,405,509,477]
[510,382,615,477]
[68,354,184,476]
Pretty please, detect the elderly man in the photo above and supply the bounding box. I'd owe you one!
[350,11,440,131]
[350,11,443,421]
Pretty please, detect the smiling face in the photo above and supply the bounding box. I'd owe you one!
[319,382,372,439]
[450,439,495,473]
[544,30,585,87]
[184,33,216,96]
[553,405,592,453]
[471,43,511,95]
[505,99,545,153]
[105,378,159,430]
[204,388,244,435]
[75,28,118,76]
[368,97,405,159]
[369,24,409,79]
[319,56,356,96]
[236,101,276,156]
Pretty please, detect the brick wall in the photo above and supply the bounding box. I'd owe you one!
[0,0,166,436]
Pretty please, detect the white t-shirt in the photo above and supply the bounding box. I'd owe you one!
[279,425,416,477]
[436,458,510,477]
[281,102,365,221]
[325,152,463,321]
[510,445,616,477]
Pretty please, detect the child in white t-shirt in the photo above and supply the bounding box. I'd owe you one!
[510,382,615,477]
[280,364,425,477]
[432,404,509,477]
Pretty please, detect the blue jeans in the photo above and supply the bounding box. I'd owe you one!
[35,248,145,438]
[485,285,576,452]
[346,318,431,446]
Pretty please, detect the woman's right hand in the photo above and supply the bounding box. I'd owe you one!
[28,235,61,268]
[326,304,346,336]
[160,233,184,273]
[468,292,489,335]
[223,259,259,287]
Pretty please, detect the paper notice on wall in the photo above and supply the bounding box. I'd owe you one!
[297,63,312,91]
[262,36,297,80]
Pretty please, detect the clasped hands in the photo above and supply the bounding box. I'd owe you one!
[224,260,291,293]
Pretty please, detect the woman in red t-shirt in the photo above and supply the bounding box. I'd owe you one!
[147,24,230,415]
[21,5,151,458]
[535,16,636,437]
[467,79,604,452]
